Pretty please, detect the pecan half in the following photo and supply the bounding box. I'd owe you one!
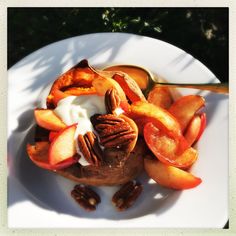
[71,184,101,211]
[112,180,143,211]
[78,131,103,166]
[105,88,121,114]
[90,114,136,149]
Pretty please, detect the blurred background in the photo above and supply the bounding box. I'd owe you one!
[8,7,228,82]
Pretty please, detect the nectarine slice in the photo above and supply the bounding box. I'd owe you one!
[169,95,205,132]
[144,158,202,190]
[34,109,66,131]
[144,122,198,168]
[184,113,206,146]
[27,142,78,170]
[147,85,173,109]
[46,59,96,108]
[129,101,181,139]
[112,73,146,103]
[49,124,77,165]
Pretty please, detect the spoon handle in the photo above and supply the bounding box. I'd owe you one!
[154,82,229,94]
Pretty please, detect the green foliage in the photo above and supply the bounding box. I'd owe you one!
[8,8,228,82]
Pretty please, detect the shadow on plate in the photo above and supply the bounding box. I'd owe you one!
[8,114,182,220]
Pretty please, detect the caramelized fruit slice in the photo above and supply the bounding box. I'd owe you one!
[144,158,202,190]
[46,59,96,108]
[169,95,205,132]
[49,124,77,165]
[112,73,146,103]
[103,65,149,90]
[129,101,182,138]
[144,122,198,168]
[184,113,206,146]
[27,142,78,170]
[147,85,173,109]
[34,109,66,131]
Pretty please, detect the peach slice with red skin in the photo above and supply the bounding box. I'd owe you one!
[169,95,205,132]
[147,85,173,109]
[144,158,202,190]
[27,142,78,170]
[144,122,198,168]
[49,124,77,166]
[184,113,206,146]
[128,101,190,153]
[112,73,146,103]
[34,109,66,131]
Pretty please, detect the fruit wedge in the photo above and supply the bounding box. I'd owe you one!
[144,158,202,190]
[34,109,66,131]
[147,85,173,109]
[169,95,205,132]
[129,101,182,138]
[27,142,78,170]
[46,59,96,108]
[144,122,198,168]
[49,124,77,166]
[184,113,206,146]
[112,73,146,103]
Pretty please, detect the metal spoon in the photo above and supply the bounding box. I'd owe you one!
[103,64,228,94]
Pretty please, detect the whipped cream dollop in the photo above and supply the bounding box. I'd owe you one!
[54,95,107,166]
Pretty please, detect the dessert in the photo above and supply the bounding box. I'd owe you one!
[27,59,206,211]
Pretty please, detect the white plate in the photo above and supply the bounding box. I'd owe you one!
[8,33,228,228]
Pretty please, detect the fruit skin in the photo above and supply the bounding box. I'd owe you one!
[49,131,58,142]
[27,142,78,170]
[184,113,206,146]
[144,158,202,190]
[112,73,146,103]
[147,85,173,109]
[168,95,205,132]
[49,124,77,166]
[144,122,198,168]
[34,109,66,131]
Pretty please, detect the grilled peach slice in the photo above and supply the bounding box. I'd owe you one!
[184,113,206,146]
[27,142,78,170]
[49,124,77,166]
[103,65,149,90]
[144,122,197,168]
[147,85,173,109]
[129,101,189,153]
[34,109,66,131]
[169,95,205,132]
[144,158,202,190]
[46,59,96,108]
[112,73,146,103]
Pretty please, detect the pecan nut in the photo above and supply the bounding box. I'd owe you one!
[112,180,143,211]
[105,88,121,114]
[90,114,136,149]
[71,184,101,211]
[78,131,103,166]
